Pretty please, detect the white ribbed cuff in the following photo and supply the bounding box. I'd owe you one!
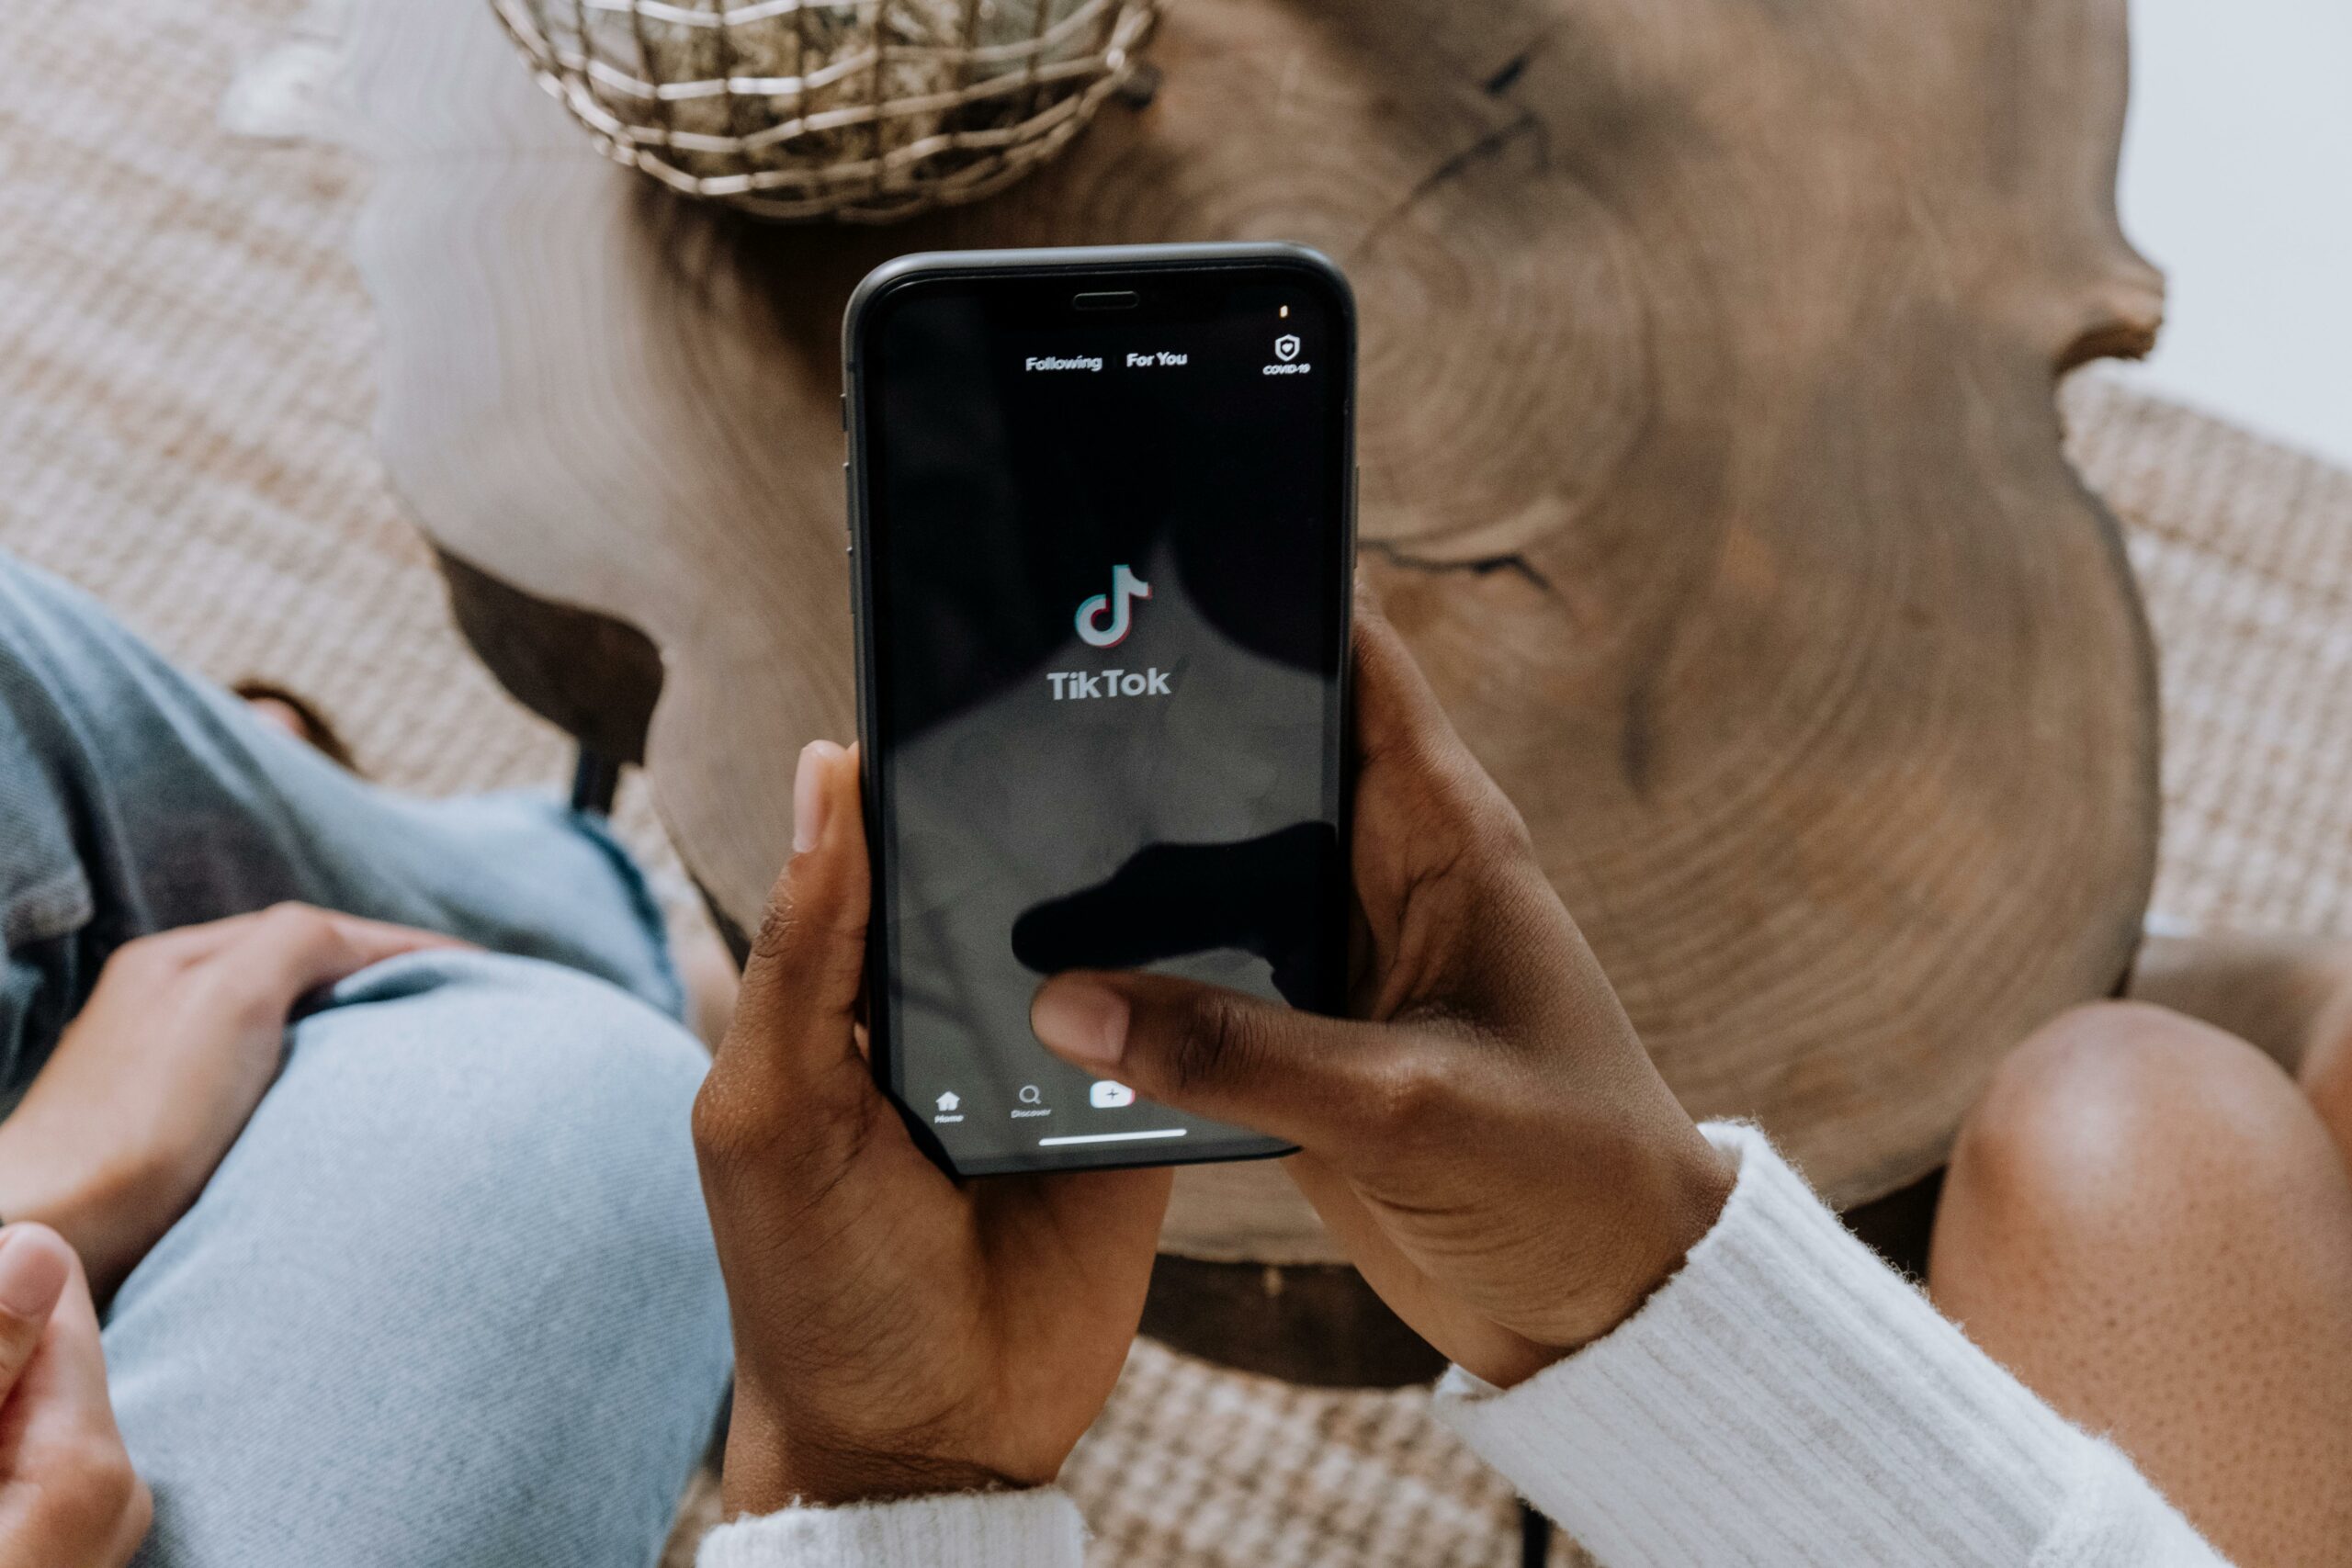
[1434,1122,2131,1568]
[695,1487,1084,1568]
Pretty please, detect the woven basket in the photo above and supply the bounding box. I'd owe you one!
[490,0,1160,222]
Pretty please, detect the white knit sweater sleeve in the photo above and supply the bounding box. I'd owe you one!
[695,1487,1083,1568]
[695,1122,2225,1568]
[1433,1122,2228,1567]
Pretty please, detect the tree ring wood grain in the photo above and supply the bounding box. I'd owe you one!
[349,0,2161,1269]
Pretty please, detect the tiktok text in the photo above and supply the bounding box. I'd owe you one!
[1047,668,1174,701]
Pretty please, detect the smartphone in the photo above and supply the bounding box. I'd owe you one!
[842,243,1357,1178]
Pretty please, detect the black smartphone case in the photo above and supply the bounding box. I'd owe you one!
[842,243,1357,1178]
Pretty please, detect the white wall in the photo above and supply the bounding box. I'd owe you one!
[2112,0,2352,468]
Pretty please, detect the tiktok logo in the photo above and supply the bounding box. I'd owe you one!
[1055,564,1173,702]
[1075,565,1151,649]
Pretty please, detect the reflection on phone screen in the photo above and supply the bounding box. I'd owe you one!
[864,272,1348,1168]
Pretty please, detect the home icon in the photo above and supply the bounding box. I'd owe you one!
[934,1090,960,1112]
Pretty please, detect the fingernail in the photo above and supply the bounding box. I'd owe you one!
[1031,978,1130,1066]
[792,741,842,854]
[0,1227,69,1321]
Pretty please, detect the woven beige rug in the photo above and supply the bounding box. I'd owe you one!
[2,2,2346,1566]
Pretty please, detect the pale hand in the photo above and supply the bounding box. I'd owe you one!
[0,905,464,1295]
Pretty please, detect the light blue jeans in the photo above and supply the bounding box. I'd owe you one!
[0,557,732,1566]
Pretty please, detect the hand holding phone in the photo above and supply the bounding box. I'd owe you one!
[1032,592,1738,1387]
[692,243,1730,1513]
[691,739,1171,1516]
[695,595,1738,1519]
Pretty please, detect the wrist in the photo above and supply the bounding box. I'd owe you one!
[0,1122,148,1288]
[719,1399,1020,1517]
[1513,1120,1738,1370]
[1589,1123,1737,1337]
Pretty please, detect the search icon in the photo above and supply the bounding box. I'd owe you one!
[1018,1084,1042,1105]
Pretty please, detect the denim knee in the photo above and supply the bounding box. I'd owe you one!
[281,949,719,1271]
[106,950,729,1568]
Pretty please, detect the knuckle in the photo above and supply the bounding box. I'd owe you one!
[199,964,286,1021]
[693,1064,870,1203]
[1485,795,1539,859]
[1165,991,1254,1097]
[1454,778,1537,863]
[1166,991,1279,1104]
[745,895,797,975]
[98,934,169,981]
[744,886,844,976]
[693,1069,808,1167]
[1393,758,1528,874]
[690,1074,756,1169]
[745,878,866,1010]
[1362,1053,1452,1138]
[255,901,329,944]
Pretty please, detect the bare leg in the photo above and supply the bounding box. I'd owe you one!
[2130,931,2352,1074]
[1928,1001,2352,1567]
[2131,930,2352,1170]
[2300,977,2352,1169]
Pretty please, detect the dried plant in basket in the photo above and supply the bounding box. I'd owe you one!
[490,0,1161,221]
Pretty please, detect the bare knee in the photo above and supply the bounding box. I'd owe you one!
[1940,1001,2313,1265]
[1960,1000,2297,1173]
[1931,1013,2352,1568]
[2302,982,2352,1158]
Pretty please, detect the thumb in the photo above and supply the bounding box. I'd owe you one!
[4,1232,139,1526]
[717,740,871,1105]
[1030,971,1400,1151]
[0,1224,74,1400]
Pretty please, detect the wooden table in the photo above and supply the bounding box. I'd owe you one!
[347,0,2162,1383]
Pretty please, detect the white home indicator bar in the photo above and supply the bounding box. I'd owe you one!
[1036,1128,1189,1147]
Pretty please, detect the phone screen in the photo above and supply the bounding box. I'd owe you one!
[851,255,1353,1175]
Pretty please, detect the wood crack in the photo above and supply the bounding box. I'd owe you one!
[1482,47,1534,96]
[1481,20,1563,96]
[1363,538,1558,596]
[1351,109,1547,256]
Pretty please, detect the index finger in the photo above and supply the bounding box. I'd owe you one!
[1350,582,1507,815]
[1346,581,1536,904]
[139,905,467,969]
[219,903,469,1009]
[1351,581,1460,769]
